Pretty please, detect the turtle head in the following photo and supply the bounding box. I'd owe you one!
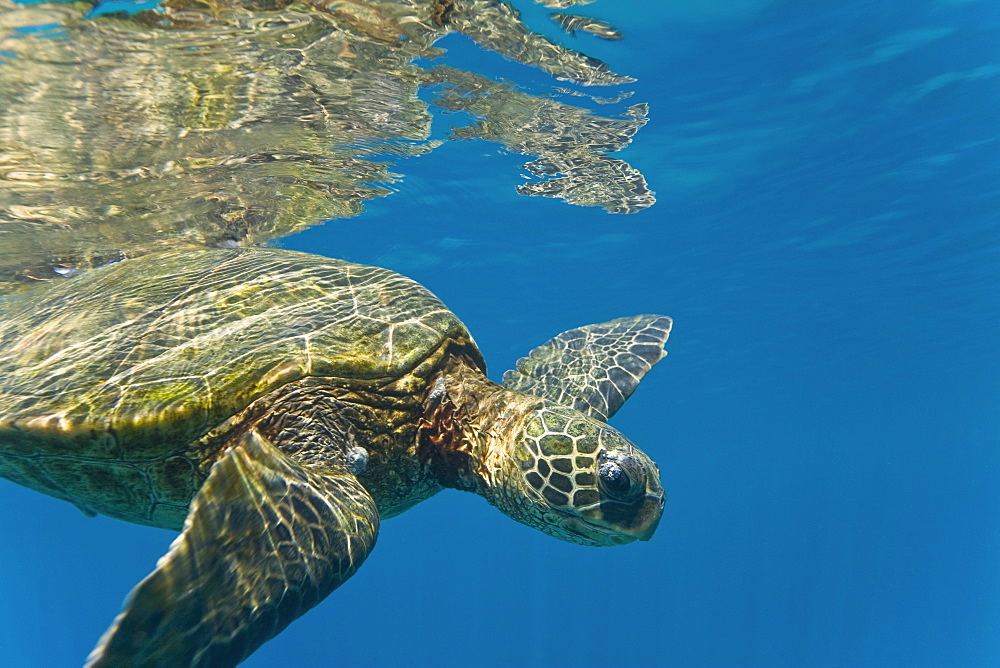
[491,402,664,547]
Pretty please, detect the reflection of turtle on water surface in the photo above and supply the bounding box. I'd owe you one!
[0,248,670,666]
[0,0,655,290]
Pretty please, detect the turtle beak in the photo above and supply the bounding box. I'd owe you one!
[617,488,665,542]
[633,492,665,541]
[571,487,665,546]
[580,464,665,545]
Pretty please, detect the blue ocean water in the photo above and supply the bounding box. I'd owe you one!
[1,0,998,666]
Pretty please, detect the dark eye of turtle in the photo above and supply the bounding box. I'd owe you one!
[599,461,630,495]
[597,451,644,501]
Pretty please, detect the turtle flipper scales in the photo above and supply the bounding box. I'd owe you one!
[86,431,379,668]
[502,315,672,421]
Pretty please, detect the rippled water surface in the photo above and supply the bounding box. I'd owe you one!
[1,0,998,665]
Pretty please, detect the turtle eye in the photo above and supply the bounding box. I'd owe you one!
[597,451,645,501]
[599,461,631,495]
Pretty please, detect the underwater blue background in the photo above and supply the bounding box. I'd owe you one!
[2,0,999,665]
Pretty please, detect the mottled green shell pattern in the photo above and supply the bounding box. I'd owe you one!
[0,248,470,456]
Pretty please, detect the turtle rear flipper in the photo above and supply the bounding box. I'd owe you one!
[86,431,379,668]
[502,315,671,421]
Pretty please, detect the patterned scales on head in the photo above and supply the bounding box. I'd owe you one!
[0,247,672,667]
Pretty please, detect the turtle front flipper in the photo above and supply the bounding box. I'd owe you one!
[502,315,672,421]
[86,431,379,668]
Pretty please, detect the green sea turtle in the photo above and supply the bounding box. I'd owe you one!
[0,247,670,666]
